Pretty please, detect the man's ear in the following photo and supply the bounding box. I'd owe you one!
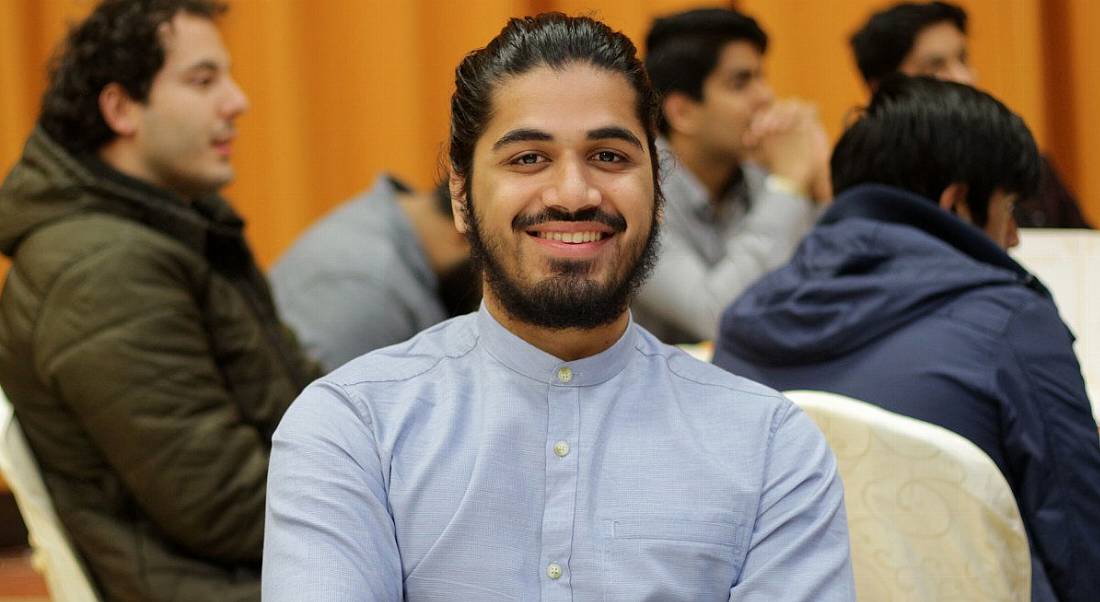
[662,92,700,138]
[938,182,972,222]
[448,170,468,234]
[98,83,140,137]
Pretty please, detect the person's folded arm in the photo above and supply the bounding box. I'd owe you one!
[263,381,401,601]
[35,240,278,563]
[999,298,1100,602]
[273,269,423,371]
[638,188,815,341]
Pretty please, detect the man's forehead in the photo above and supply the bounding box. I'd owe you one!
[708,40,761,81]
[911,22,968,55]
[158,12,230,69]
[480,63,644,144]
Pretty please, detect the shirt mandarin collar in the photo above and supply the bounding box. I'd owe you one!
[657,137,744,219]
[476,303,636,386]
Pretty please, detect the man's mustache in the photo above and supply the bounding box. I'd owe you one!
[513,207,627,232]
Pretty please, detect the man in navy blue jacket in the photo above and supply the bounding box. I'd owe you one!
[714,76,1100,602]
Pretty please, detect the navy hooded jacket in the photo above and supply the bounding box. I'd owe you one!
[714,184,1100,602]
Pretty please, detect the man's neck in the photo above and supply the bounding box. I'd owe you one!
[96,143,193,203]
[483,294,629,362]
[669,136,741,204]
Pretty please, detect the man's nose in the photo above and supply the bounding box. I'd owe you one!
[946,61,976,86]
[542,156,601,212]
[222,76,250,118]
[754,77,775,109]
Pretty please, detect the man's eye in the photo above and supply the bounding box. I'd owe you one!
[594,150,624,162]
[512,153,543,165]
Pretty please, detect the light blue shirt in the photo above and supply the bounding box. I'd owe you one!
[263,306,854,601]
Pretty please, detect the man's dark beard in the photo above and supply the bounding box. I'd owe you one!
[437,258,482,317]
[464,200,660,330]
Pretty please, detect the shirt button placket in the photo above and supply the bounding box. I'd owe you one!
[540,366,580,600]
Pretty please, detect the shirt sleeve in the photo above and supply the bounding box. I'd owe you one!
[638,186,816,342]
[273,269,423,371]
[998,298,1100,602]
[730,402,855,601]
[263,380,402,601]
[34,242,280,563]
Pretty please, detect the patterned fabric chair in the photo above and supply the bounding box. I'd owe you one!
[785,389,1030,601]
[0,387,101,602]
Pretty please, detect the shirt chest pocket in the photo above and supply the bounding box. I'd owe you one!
[600,513,745,602]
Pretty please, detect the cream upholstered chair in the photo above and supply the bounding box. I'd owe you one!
[784,389,1030,602]
[0,388,101,602]
[1011,228,1100,423]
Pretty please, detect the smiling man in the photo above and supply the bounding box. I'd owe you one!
[263,13,853,602]
[0,1,318,600]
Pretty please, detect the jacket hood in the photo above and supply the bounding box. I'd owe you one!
[0,126,242,259]
[718,184,1048,366]
[0,126,104,255]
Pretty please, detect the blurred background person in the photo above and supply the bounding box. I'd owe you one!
[714,76,1100,602]
[0,1,319,600]
[851,0,1092,228]
[633,6,829,344]
[270,175,478,371]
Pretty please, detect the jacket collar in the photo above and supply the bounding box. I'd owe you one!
[821,183,1049,298]
[31,126,246,258]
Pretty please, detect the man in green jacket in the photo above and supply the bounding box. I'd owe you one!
[0,1,319,600]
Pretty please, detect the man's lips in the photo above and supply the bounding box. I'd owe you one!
[212,132,236,157]
[525,221,615,255]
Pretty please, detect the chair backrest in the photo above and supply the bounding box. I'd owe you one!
[0,389,101,602]
[784,389,1031,601]
[1011,228,1100,422]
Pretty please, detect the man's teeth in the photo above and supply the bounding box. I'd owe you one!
[536,231,605,243]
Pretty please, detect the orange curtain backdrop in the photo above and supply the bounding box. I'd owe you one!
[1,0,1097,274]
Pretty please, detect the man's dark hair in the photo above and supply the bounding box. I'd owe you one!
[644,8,767,135]
[448,12,661,202]
[850,1,967,85]
[39,0,227,155]
[831,75,1039,226]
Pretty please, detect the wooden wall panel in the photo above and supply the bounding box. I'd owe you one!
[0,0,1095,271]
[1065,0,1099,224]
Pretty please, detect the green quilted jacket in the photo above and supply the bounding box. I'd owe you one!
[0,127,320,602]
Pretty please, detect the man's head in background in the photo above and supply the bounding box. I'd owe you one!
[851,1,973,88]
[831,76,1039,248]
[40,0,248,199]
[644,7,772,165]
[447,13,662,333]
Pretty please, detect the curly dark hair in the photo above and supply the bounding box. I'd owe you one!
[39,0,227,155]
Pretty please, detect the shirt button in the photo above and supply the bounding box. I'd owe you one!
[553,441,570,458]
[557,367,573,383]
[547,562,563,580]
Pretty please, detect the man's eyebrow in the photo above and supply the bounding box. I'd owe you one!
[587,126,643,150]
[492,128,553,151]
[182,59,224,74]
